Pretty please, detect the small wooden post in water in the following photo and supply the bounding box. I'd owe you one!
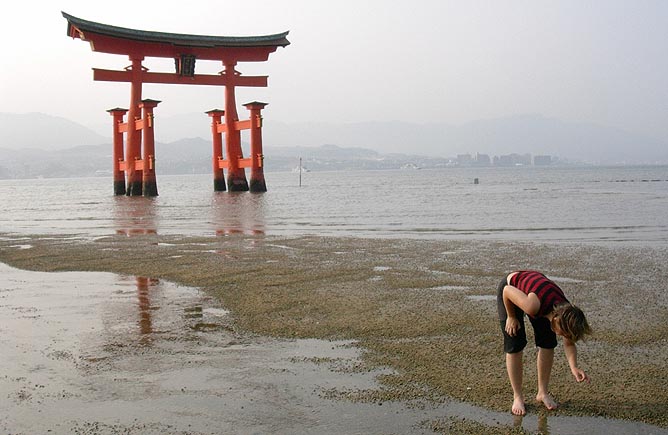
[299,157,302,187]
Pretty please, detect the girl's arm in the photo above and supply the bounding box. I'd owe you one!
[503,285,540,316]
[502,285,540,336]
[563,337,590,383]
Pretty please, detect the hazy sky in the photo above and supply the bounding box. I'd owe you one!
[2,0,667,142]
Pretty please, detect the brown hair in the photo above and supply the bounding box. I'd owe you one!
[552,303,592,342]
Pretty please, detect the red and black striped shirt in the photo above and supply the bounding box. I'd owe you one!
[509,270,569,318]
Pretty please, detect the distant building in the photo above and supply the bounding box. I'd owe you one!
[533,155,552,166]
[493,155,510,166]
[456,152,557,167]
[474,153,491,166]
[494,153,531,166]
[457,154,473,165]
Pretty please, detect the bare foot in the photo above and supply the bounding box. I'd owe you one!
[512,396,526,416]
[536,392,559,410]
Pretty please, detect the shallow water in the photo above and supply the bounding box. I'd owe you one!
[1,262,666,434]
[1,166,667,245]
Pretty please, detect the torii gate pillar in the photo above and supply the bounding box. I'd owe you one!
[206,109,226,192]
[107,108,128,195]
[223,61,249,192]
[140,99,160,197]
[106,98,161,197]
[245,101,268,192]
[208,101,268,193]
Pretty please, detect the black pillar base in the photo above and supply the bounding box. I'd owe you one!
[114,180,126,196]
[249,178,267,192]
[214,178,227,192]
[227,176,249,192]
[143,181,158,197]
[126,181,143,196]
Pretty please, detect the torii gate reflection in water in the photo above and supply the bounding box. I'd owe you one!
[63,12,289,195]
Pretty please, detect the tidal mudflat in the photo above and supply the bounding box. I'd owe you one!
[0,234,667,434]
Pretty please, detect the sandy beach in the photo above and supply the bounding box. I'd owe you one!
[1,233,667,434]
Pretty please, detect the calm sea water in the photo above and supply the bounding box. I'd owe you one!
[1,166,667,245]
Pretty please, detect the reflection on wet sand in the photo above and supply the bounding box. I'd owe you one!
[114,275,213,346]
[514,413,551,435]
[538,413,550,435]
[135,276,159,341]
[211,192,266,236]
[112,196,158,236]
[0,263,450,434]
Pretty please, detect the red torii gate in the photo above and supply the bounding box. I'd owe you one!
[63,12,289,195]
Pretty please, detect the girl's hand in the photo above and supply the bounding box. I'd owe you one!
[572,367,590,383]
[505,317,521,336]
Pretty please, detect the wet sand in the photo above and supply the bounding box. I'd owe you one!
[2,262,468,434]
[1,233,667,434]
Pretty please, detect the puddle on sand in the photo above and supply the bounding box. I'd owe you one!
[1,262,666,435]
[549,276,586,284]
[432,285,471,291]
[467,294,496,301]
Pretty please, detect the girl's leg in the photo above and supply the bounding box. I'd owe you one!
[536,347,559,410]
[499,276,528,415]
[506,351,526,415]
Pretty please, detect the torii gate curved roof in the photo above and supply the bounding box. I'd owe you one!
[62,12,290,62]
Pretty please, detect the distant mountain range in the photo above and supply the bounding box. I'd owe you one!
[0,137,449,179]
[262,115,668,164]
[0,113,109,150]
[143,112,668,164]
[1,112,667,179]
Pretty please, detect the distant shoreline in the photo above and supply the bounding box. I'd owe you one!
[1,155,668,181]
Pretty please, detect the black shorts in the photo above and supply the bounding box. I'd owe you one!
[496,277,557,353]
